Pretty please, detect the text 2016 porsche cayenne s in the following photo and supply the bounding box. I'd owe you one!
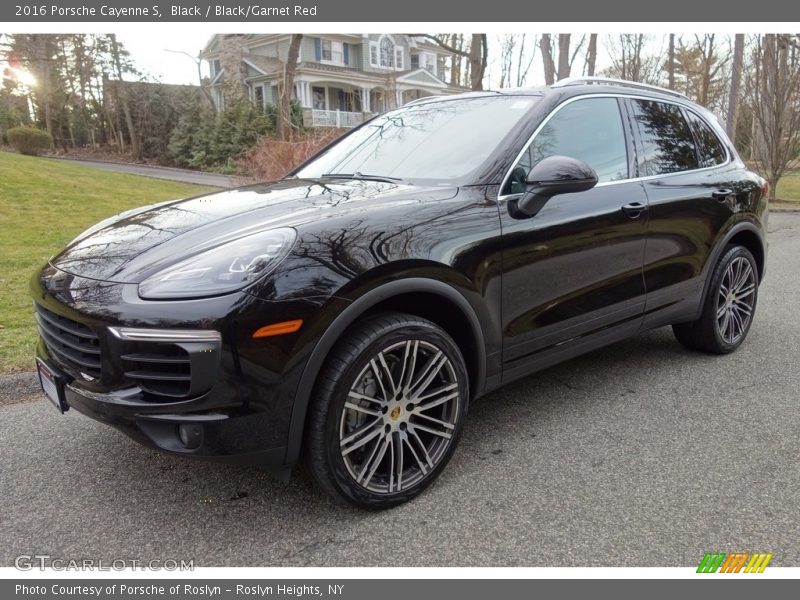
[32,78,767,507]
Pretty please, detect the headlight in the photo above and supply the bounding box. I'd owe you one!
[138,228,296,300]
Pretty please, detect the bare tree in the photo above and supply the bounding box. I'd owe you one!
[557,34,572,80]
[605,34,661,84]
[750,33,800,198]
[498,34,537,88]
[540,34,584,83]
[672,34,730,110]
[585,34,598,76]
[468,34,489,90]
[164,48,214,107]
[667,34,676,89]
[515,34,537,86]
[540,34,555,85]
[420,34,488,90]
[726,33,745,142]
[442,34,465,87]
[109,33,140,159]
[277,34,302,141]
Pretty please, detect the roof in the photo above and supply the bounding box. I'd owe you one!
[242,54,282,75]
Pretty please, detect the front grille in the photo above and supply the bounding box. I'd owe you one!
[34,305,101,379]
[121,345,192,398]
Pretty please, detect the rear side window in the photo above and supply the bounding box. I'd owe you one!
[504,97,628,194]
[630,100,699,176]
[685,110,727,168]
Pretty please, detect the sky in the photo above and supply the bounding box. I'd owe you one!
[116,30,217,84]
[1,31,640,90]
[116,31,620,89]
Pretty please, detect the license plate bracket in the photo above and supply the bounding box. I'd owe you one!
[36,358,69,413]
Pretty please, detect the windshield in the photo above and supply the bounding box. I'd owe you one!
[294,96,540,184]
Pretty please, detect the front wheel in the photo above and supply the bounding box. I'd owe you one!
[673,244,759,354]
[305,313,469,508]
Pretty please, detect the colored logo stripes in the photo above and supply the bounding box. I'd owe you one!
[697,552,773,573]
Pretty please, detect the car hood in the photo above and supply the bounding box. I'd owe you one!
[50,178,457,284]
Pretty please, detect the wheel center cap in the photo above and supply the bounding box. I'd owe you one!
[390,406,402,421]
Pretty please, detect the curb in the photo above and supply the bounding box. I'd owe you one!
[0,371,41,406]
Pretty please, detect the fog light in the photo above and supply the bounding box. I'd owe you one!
[177,423,203,450]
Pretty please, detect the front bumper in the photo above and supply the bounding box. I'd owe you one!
[31,267,328,477]
[36,337,295,479]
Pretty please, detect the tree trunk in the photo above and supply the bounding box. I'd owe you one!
[449,34,462,86]
[35,36,55,139]
[109,34,140,160]
[540,34,555,85]
[726,33,745,143]
[667,34,676,90]
[586,34,597,76]
[557,34,572,80]
[419,33,486,89]
[277,34,303,141]
[468,34,487,91]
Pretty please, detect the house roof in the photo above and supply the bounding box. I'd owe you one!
[242,54,282,75]
[395,68,449,88]
[408,36,456,56]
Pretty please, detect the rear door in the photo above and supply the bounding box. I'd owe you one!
[498,96,649,374]
[625,98,739,324]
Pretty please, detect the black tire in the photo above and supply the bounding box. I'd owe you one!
[673,244,759,354]
[305,312,469,508]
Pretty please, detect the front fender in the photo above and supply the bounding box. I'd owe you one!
[282,276,489,468]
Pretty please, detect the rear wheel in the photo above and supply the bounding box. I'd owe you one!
[305,313,469,508]
[673,244,758,354]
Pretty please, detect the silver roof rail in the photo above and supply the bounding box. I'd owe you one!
[551,76,689,100]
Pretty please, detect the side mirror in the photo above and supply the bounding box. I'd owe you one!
[512,155,599,218]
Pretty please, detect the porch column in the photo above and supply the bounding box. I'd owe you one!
[361,86,371,113]
[298,81,311,108]
[395,88,403,107]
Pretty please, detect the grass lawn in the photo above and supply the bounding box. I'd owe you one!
[0,151,218,373]
[775,171,800,202]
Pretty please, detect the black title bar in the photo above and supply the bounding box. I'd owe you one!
[3,0,800,22]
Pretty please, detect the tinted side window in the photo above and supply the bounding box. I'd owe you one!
[504,97,628,195]
[630,100,699,176]
[685,111,727,168]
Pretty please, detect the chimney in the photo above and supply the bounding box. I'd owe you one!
[219,34,248,105]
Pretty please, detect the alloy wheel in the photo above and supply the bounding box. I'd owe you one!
[339,339,460,494]
[716,256,756,345]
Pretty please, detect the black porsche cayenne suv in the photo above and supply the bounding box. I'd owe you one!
[32,77,768,507]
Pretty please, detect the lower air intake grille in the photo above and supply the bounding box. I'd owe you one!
[121,345,192,398]
[34,305,101,379]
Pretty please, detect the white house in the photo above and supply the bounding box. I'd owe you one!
[200,34,467,128]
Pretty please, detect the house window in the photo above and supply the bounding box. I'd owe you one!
[254,85,264,110]
[379,37,395,68]
[411,54,420,69]
[370,36,402,69]
[424,53,436,74]
[320,39,344,65]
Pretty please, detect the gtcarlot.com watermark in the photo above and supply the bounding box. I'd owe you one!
[14,554,194,571]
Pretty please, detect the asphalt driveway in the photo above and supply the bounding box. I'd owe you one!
[1,213,798,568]
[48,157,239,189]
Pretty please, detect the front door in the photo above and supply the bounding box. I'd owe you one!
[499,96,648,373]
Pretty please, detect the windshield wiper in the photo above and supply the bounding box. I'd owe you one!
[320,172,404,183]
